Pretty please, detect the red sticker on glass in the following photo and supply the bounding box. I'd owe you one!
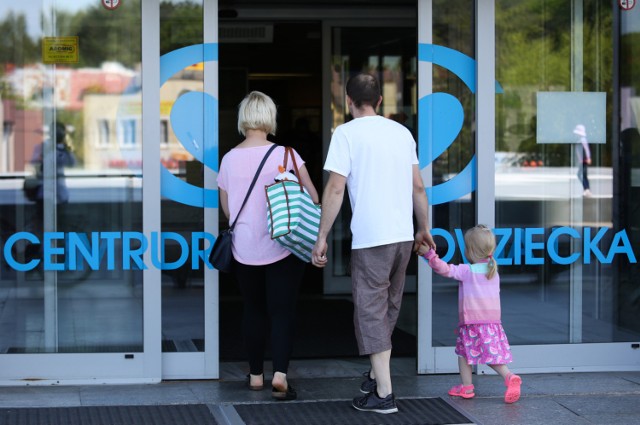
[619,0,636,10]
[102,0,121,10]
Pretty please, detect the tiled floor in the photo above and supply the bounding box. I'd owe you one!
[0,359,638,425]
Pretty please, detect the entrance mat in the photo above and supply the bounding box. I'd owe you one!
[0,404,218,425]
[234,397,474,425]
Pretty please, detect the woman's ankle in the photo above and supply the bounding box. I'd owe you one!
[272,371,288,389]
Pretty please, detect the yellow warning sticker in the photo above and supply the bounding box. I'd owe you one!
[42,37,79,64]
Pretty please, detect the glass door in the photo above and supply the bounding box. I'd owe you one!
[418,0,640,375]
[322,18,419,357]
[158,0,218,379]
[0,0,220,383]
[0,0,159,382]
[323,21,417,295]
[492,0,639,373]
[417,0,480,373]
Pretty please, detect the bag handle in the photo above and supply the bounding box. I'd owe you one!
[230,143,278,230]
[282,146,304,192]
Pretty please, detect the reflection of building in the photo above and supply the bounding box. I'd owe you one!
[3,62,200,172]
[1,62,136,172]
[82,79,202,171]
[5,62,133,110]
[1,99,43,173]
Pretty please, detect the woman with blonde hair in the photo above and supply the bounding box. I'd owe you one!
[217,91,319,401]
[418,225,522,404]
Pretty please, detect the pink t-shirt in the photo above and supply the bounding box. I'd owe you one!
[217,144,304,265]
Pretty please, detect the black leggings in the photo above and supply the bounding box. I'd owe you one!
[233,254,305,375]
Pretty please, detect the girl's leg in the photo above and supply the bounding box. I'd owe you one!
[265,255,305,389]
[488,364,511,380]
[448,356,475,398]
[459,356,473,386]
[490,364,522,404]
[234,261,267,382]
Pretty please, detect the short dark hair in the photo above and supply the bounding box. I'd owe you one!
[346,73,380,109]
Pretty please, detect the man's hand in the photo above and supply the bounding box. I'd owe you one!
[413,229,436,253]
[311,238,328,268]
[311,172,346,268]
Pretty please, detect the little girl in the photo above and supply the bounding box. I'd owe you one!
[419,225,522,404]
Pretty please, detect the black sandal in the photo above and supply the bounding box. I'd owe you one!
[272,384,297,400]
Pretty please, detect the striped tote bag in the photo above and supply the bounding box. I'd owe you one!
[265,147,321,262]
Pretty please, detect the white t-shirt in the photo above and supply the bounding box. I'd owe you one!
[324,115,418,249]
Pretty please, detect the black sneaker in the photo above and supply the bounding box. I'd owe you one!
[360,370,377,394]
[352,391,398,414]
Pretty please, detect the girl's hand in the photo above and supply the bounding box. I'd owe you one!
[424,248,437,260]
[416,244,431,256]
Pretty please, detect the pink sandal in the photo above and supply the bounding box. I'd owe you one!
[448,384,475,399]
[504,374,522,403]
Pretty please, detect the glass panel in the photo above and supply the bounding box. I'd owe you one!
[0,1,143,353]
[330,25,418,347]
[495,1,639,345]
[429,2,476,348]
[330,26,418,276]
[159,0,205,353]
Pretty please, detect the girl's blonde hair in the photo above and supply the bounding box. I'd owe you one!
[237,91,277,136]
[464,224,498,279]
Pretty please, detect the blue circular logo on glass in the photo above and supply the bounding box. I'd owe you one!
[418,44,502,205]
[160,43,219,208]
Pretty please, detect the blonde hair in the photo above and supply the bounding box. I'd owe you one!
[237,91,277,136]
[464,225,498,279]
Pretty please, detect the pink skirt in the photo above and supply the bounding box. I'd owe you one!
[455,323,513,365]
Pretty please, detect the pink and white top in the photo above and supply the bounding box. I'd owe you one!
[427,252,502,326]
[218,144,304,265]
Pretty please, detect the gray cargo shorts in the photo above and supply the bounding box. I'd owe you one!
[350,241,414,355]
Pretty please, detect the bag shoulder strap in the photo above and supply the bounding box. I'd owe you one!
[230,143,278,229]
[282,146,304,191]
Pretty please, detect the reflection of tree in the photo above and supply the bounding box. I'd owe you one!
[496,0,614,167]
[0,12,38,102]
[0,4,143,69]
[160,2,204,54]
[0,1,210,69]
[621,33,640,92]
[0,12,38,64]
[62,3,142,68]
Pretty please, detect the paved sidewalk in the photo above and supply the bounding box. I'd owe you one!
[0,358,638,424]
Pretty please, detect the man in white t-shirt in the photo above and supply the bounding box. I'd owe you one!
[311,73,435,414]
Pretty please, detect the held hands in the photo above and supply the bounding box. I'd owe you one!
[424,248,437,260]
[413,229,436,254]
[420,248,450,276]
